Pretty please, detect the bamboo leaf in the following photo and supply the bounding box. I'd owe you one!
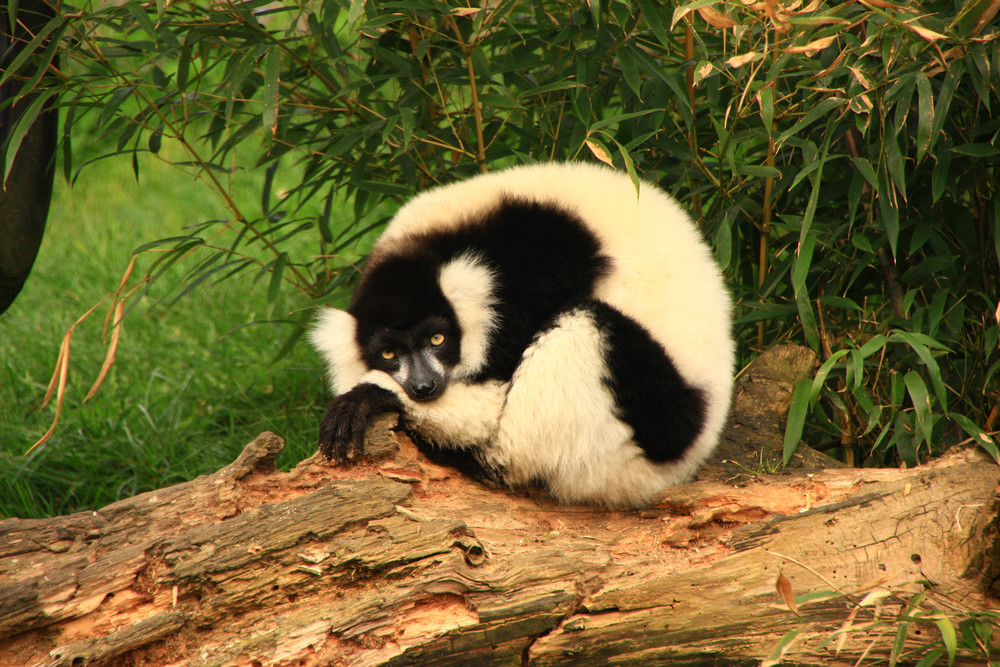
[0,14,67,90]
[783,379,812,465]
[268,252,288,312]
[933,616,957,667]
[792,233,816,296]
[850,157,879,192]
[888,331,949,413]
[2,88,58,188]
[618,47,642,97]
[776,98,845,145]
[671,0,723,29]
[589,110,657,132]
[611,137,639,193]
[886,133,907,202]
[810,349,851,403]
[588,0,601,28]
[758,87,773,137]
[903,371,933,447]
[263,47,281,139]
[637,0,671,47]
[348,0,365,25]
[739,165,782,178]
[519,80,585,98]
[929,66,961,155]
[877,168,900,259]
[915,72,934,162]
[951,414,1000,464]
[894,412,917,467]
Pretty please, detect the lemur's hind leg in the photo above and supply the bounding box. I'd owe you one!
[489,302,708,507]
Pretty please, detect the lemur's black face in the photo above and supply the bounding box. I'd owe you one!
[361,314,461,401]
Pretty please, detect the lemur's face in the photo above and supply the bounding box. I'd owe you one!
[361,314,460,401]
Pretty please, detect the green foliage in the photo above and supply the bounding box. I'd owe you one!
[2,0,999,498]
[0,150,324,518]
[789,584,1000,665]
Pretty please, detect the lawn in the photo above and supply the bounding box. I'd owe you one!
[0,145,343,519]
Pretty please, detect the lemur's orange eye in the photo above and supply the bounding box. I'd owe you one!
[430,333,445,346]
[381,349,395,360]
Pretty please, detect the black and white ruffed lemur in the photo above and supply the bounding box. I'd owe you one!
[310,162,735,508]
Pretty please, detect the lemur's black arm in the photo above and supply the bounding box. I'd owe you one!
[318,383,402,462]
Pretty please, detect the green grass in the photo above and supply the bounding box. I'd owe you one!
[0,146,334,519]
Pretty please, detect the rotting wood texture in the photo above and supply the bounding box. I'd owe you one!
[1,345,998,666]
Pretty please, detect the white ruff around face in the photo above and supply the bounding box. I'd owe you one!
[309,308,367,396]
[438,252,498,380]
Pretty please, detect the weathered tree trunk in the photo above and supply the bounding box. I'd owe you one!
[2,346,998,666]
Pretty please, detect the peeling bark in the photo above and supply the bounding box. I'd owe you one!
[1,345,998,666]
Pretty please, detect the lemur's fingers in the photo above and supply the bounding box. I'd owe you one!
[317,383,402,463]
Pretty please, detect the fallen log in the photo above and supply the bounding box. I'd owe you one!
[1,345,998,666]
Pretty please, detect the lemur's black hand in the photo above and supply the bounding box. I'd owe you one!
[318,383,403,462]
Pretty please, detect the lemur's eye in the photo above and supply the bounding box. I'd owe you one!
[430,333,445,346]
[381,349,395,361]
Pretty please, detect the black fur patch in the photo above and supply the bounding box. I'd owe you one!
[350,252,456,337]
[319,383,403,461]
[589,301,708,463]
[369,198,612,382]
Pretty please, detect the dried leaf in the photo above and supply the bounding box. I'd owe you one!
[835,605,861,656]
[858,588,891,606]
[670,2,705,29]
[26,289,110,455]
[585,140,614,167]
[25,333,72,456]
[848,93,873,113]
[452,7,481,17]
[847,66,874,90]
[776,571,799,616]
[694,61,715,84]
[85,300,125,402]
[785,35,836,55]
[904,21,946,42]
[972,0,1000,36]
[698,6,737,28]
[726,51,764,68]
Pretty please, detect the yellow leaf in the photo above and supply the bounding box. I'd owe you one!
[905,21,946,42]
[726,51,764,68]
[85,299,125,402]
[698,6,738,29]
[784,34,836,55]
[776,571,799,616]
[847,66,873,90]
[585,140,614,167]
[694,61,715,84]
